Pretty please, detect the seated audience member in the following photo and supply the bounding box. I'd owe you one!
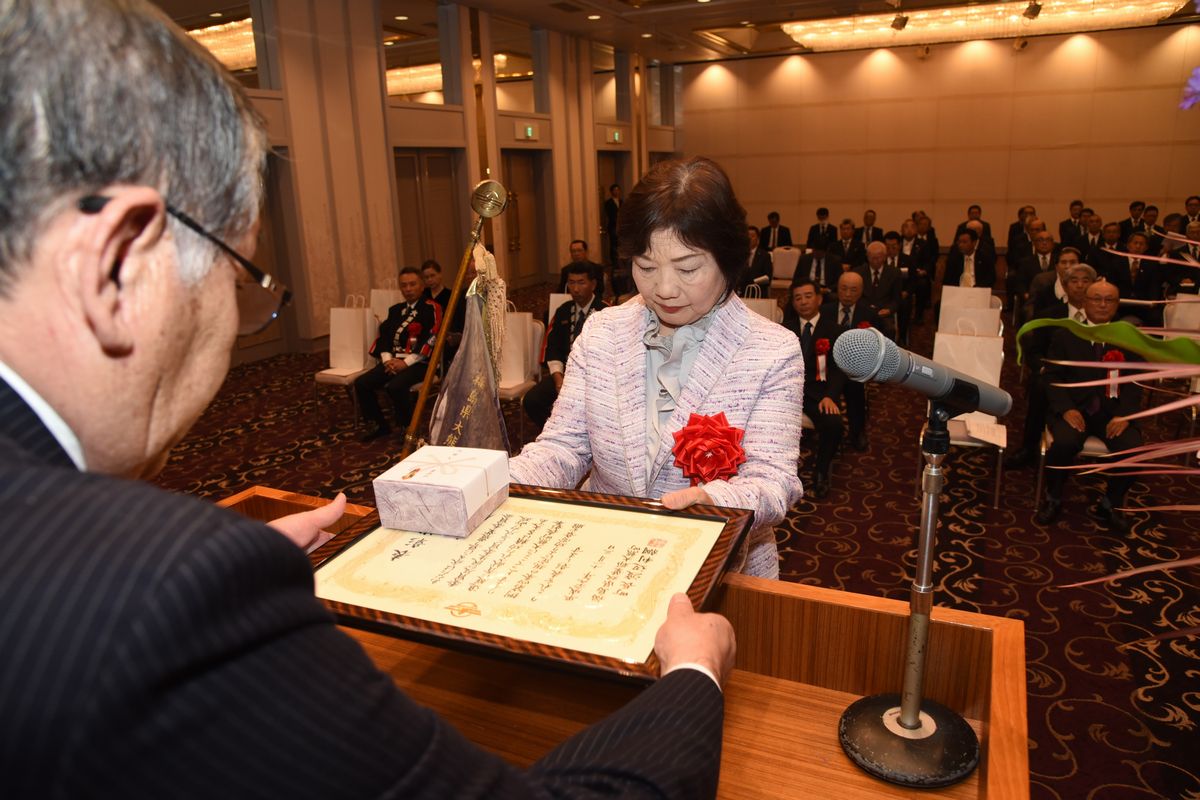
[1036,280,1142,531]
[1027,247,1083,316]
[740,225,773,293]
[763,211,792,251]
[1090,222,1125,282]
[1007,215,1045,267]
[1141,205,1163,255]
[909,217,936,319]
[511,156,804,580]
[1059,200,1086,248]
[1080,213,1105,255]
[421,258,451,312]
[1118,200,1147,246]
[954,204,993,245]
[857,241,902,339]
[783,280,846,499]
[792,246,841,293]
[883,231,916,344]
[1117,231,1166,325]
[524,263,607,427]
[827,272,880,452]
[943,227,996,290]
[0,3,736,797]
[806,206,837,251]
[915,214,939,268]
[1168,220,1200,295]
[1007,205,1036,258]
[829,218,867,271]
[855,209,883,249]
[1007,262,1095,469]
[1185,195,1200,226]
[355,266,440,441]
[558,238,607,300]
[1015,230,1059,312]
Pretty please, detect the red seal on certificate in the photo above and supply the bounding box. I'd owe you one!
[671,412,746,486]
[1102,349,1124,399]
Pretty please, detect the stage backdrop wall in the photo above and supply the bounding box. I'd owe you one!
[679,24,1200,241]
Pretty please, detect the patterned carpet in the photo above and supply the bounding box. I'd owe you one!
[154,289,1199,800]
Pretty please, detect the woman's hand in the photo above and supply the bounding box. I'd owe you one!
[661,486,714,510]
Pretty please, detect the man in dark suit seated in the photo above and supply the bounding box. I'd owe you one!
[856,241,902,340]
[943,227,996,291]
[1035,280,1142,532]
[1117,231,1167,325]
[525,264,607,427]
[913,215,939,317]
[1007,205,1036,258]
[355,266,441,441]
[829,218,867,271]
[1059,200,1086,248]
[763,211,792,251]
[1141,205,1164,255]
[0,4,736,796]
[1185,195,1200,226]
[829,272,881,452]
[557,238,607,300]
[1090,221,1126,284]
[954,204,993,246]
[806,206,838,251]
[1118,200,1147,247]
[1014,230,1060,318]
[854,209,884,250]
[1026,247,1085,317]
[783,280,846,499]
[1007,260,1095,469]
[739,225,773,293]
[792,247,841,295]
[1079,212,1105,257]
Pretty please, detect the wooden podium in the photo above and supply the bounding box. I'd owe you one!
[220,486,1029,799]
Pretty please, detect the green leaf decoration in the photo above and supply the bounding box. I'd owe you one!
[1015,318,1200,365]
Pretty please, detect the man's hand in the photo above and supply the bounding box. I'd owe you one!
[818,397,840,415]
[384,359,404,375]
[654,594,736,688]
[1106,416,1129,438]
[553,372,564,392]
[1063,409,1086,432]
[661,486,714,510]
[268,493,347,551]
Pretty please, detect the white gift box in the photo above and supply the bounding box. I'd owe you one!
[372,446,509,538]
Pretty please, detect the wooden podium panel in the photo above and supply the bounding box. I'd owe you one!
[219,486,1029,799]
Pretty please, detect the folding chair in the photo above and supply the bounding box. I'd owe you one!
[315,298,373,420]
[1035,428,1110,503]
[770,246,801,291]
[914,330,1006,508]
[499,317,545,451]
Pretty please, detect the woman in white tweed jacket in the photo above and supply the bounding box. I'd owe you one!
[510,158,804,578]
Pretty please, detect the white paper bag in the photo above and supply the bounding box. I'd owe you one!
[940,285,994,310]
[370,286,405,324]
[500,311,533,387]
[938,306,1001,336]
[932,332,1004,427]
[329,294,375,371]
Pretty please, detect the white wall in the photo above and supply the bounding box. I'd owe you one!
[680,24,1200,237]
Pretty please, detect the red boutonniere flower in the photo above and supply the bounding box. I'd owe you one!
[857,321,872,329]
[1102,349,1124,363]
[814,338,831,356]
[408,322,423,337]
[671,412,746,487]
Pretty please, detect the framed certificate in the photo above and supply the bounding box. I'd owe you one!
[310,485,753,680]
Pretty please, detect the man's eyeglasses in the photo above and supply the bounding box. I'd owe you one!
[78,195,291,335]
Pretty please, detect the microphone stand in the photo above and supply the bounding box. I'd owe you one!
[837,393,980,788]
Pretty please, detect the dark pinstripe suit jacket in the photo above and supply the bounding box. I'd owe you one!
[0,378,724,799]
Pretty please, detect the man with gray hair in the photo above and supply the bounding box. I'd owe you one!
[0,1,734,797]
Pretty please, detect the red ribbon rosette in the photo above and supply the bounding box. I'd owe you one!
[1103,349,1124,399]
[671,412,746,487]
[857,321,872,329]
[407,322,423,352]
[814,338,830,381]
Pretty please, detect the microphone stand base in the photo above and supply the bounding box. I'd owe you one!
[838,693,979,788]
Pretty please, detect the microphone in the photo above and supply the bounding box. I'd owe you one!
[832,327,1012,417]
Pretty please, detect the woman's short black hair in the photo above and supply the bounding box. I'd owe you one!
[616,156,748,297]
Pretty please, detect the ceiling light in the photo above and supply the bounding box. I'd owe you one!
[1023,2,1041,19]
[394,15,409,21]
[587,14,601,20]
[892,14,909,30]
[209,11,222,17]
[641,32,653,38]
[781,0,1184,53]
[698,0,711,3]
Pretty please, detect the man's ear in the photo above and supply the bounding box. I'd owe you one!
[77,186,168,355]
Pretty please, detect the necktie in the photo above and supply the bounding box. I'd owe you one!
[1131,258,1140,279]
[872,269,881,287]
[569,305,582,342]
[802,321,813,352]
[770,227,777,249]
[1074,310,1085,323]
[841,305,851,328]
[863,229,869,246]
